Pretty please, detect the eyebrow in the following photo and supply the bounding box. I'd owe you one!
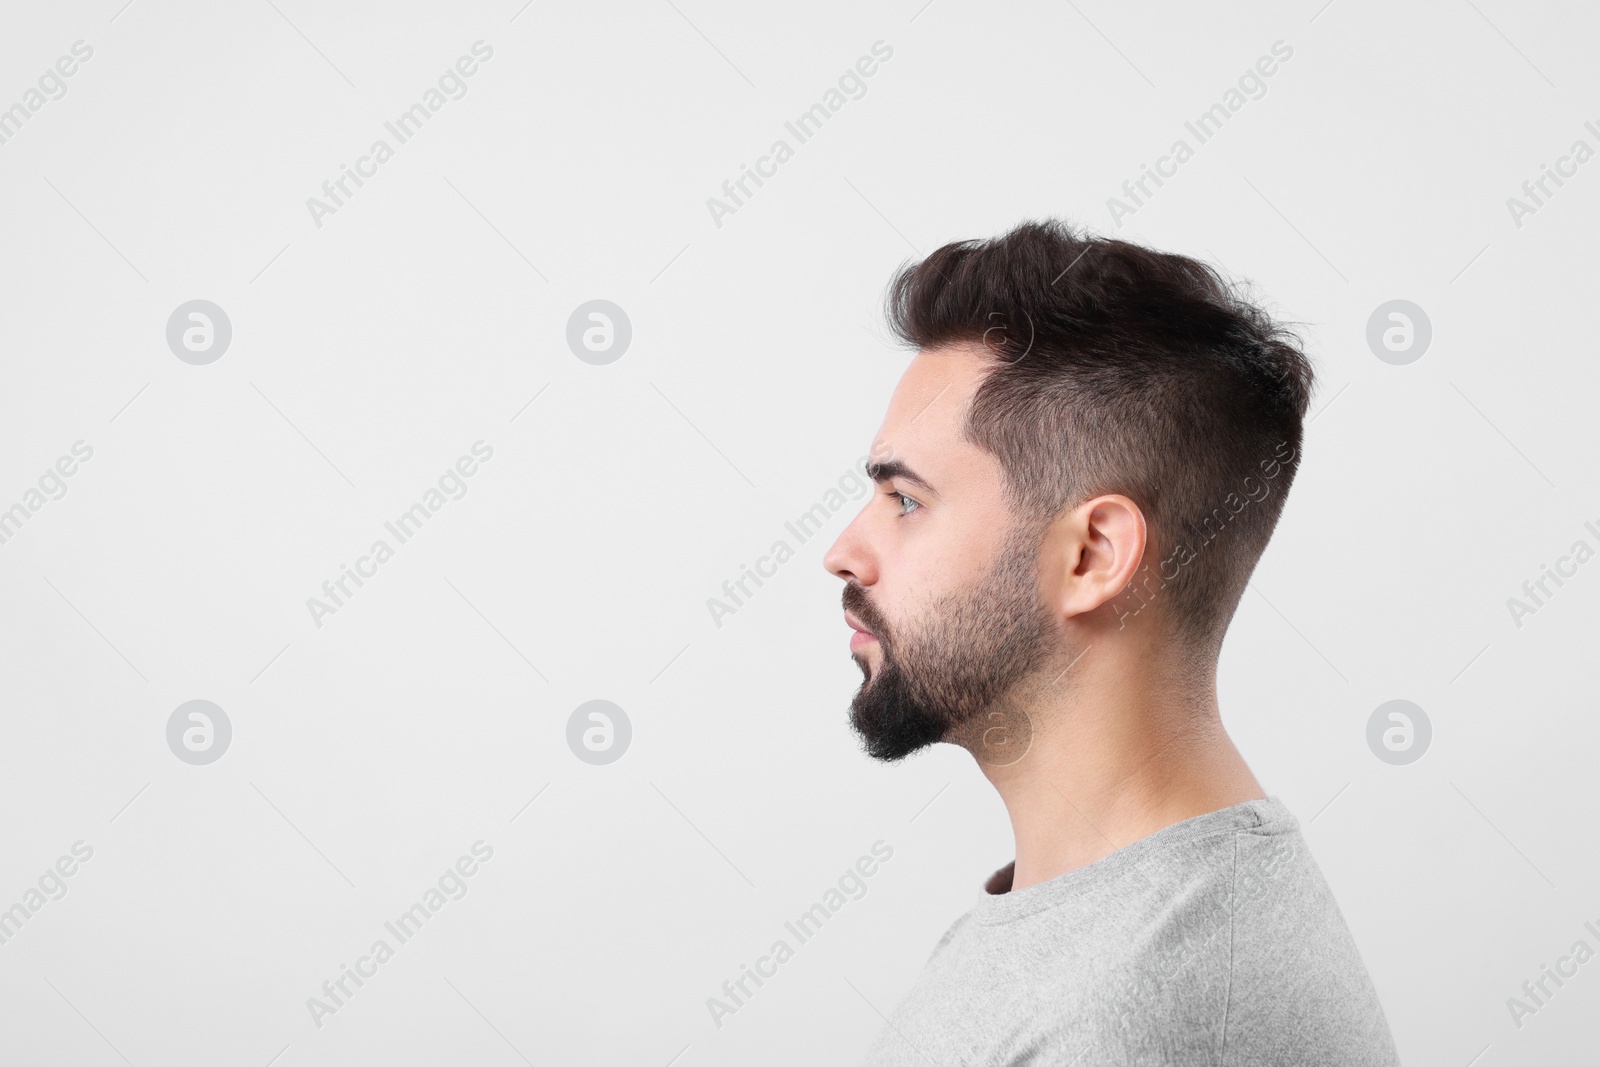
[866,459,937,496]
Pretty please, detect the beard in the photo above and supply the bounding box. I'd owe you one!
[844,523,1058,763]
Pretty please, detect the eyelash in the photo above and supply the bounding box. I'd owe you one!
[884,490,921,516]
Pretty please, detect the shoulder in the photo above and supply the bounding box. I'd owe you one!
[1218,811,1399,1065]
[924,906,975,964]
[1085,801,1398,1064]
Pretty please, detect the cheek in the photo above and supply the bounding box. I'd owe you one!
[878,505,1011,620]
[875,572,944,640]
[925,518,1003,587]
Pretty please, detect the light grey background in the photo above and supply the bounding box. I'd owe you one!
[1,0,1595,1064]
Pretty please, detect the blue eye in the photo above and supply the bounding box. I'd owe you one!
[885,490,920,516]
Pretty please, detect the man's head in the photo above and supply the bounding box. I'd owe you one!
[825,219,1314,762]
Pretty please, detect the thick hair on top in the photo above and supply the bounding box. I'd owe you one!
[885,218,1315,652]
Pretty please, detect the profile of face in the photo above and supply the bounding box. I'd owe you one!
[824,345,1060,762]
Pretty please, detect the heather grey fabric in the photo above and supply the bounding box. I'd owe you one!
[863,796,1398,1066]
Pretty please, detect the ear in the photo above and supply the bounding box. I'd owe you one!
[1042,494,1149,622]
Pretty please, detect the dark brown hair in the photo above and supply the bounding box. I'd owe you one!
[885,218,1315,651]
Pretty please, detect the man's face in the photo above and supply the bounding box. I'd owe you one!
[823,345,1060,762]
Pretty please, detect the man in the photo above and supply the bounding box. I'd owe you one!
[824,219,1398,1065]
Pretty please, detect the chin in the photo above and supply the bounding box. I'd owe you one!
[850,651,877,682]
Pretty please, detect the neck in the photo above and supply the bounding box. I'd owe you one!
[972,638,1264,892]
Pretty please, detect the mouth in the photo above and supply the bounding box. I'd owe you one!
[845,612,877,651]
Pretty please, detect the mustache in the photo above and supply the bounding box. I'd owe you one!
[842,583,891,640]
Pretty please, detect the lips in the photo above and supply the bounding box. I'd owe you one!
[844,612,874,636]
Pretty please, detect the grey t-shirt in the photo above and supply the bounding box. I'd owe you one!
[863,796,1398,1066]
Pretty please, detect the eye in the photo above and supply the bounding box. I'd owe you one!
[884,490,921,516]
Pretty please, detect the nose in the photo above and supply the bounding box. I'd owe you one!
[825,510,877,587]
